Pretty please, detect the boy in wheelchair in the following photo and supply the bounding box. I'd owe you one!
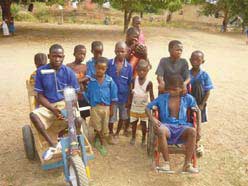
[146,75,201,173]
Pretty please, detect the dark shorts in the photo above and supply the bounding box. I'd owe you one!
[78,98,90,119]
[191,80,207,122]
[162,124,190,144]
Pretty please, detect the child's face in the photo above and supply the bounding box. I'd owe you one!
[92,46,103,59]
[126,34,139,46]
[115,45,127,61]
[168,86,183,96]
[35,62,47,69]
[95,63,107,78]
[190,53,204,69]
[74,48,86,63]
[48,48,64,70]
[132,19,141,30]
[137,65,149,79]
[169,44,183,60]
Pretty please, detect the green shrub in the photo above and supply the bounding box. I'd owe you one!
[11,3,21,17]
[15,11,37,22]
[33,2,52,22]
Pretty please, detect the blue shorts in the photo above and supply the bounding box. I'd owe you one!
[109,103,128,123]
[162,124,190,144]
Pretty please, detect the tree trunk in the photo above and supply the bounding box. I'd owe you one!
[123,9,133,33]
[0,0,12,23]
[222,10,229,32]
[140,11,143,18]
[166,11,173,23]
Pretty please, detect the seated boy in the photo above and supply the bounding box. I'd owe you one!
[146,75,201,173]
[107,41,133,144]
[30,44,82,148]
[67,44,90,119]
[85,57,118,155]
[86,41,104,78]
[156,40,190,93]
[29,53,47,108]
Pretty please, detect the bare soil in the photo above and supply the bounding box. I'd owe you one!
[0,22,247,186]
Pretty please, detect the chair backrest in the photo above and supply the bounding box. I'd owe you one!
[26,79,37,112]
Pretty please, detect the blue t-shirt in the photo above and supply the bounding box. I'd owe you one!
[190,69,214,92]
[85,75,118,107]
[107,58,133,103]
[86,58,96,78]
[147,93,197,126]
[35,64,80,103]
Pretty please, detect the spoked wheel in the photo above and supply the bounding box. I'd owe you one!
[147,119,155,158]
[69,155,89,186]
[22,125,36,160]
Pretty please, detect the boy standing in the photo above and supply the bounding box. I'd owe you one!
[67,45,90,119]
[30,44,81,148]
[107,41,133,144]
[131,16,145,45]
[190,51,213,156]
[156,40,190,93]
[129,59,154,146]
[86,41,104,78]
[146,75,201,173]
[85,57,118,155]
[125,27,148,76]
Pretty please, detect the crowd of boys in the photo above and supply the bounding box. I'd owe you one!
[29,16,213,173]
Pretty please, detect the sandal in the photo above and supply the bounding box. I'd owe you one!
[94,138,108,156]
[182,163,199,174]
[157,161,174,173]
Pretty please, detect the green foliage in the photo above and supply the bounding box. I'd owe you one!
[33,2,53,23]
[10,3,21,16]
[46,0,65,6]
[15,10,37,22]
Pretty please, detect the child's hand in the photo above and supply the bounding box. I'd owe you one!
[198,104,204,110]
[152,117,161,130]
[109,105,114,117]
[52,108,64,120]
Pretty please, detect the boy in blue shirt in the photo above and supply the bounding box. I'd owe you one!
[190,50,213,156]
[107,41,133,144]
[146,75,201,173]
[30,44,81,148]
[85,57,118,155]
[86,41,104,78]
[190,50,213,122]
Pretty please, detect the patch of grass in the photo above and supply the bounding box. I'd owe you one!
[15,11,37,22]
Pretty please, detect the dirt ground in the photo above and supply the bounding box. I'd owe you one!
[0,22,247,186]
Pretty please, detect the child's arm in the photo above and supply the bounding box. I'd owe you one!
[146,81,154,101]
[199,90,210,110]
[145,107,161,130]
[127,81,134,109]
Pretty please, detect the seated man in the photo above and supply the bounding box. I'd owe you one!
[146,75,201,173]
[30,44,82,148]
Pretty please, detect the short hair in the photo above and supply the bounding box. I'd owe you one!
[132,16,141,23]
[49,44,64,53]
[168,40,182,50]
[191,50,204,59]
[115,41,127,49]
[34,53,47,66]
[95,57,108,65]
[91,41,103,51]
[74,44,86,53]
[165,75,184,90]
[137,59,149,69]
[126,27,139,37]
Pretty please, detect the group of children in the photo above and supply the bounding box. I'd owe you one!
[30,16,213,173]
[1,17,15,36]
